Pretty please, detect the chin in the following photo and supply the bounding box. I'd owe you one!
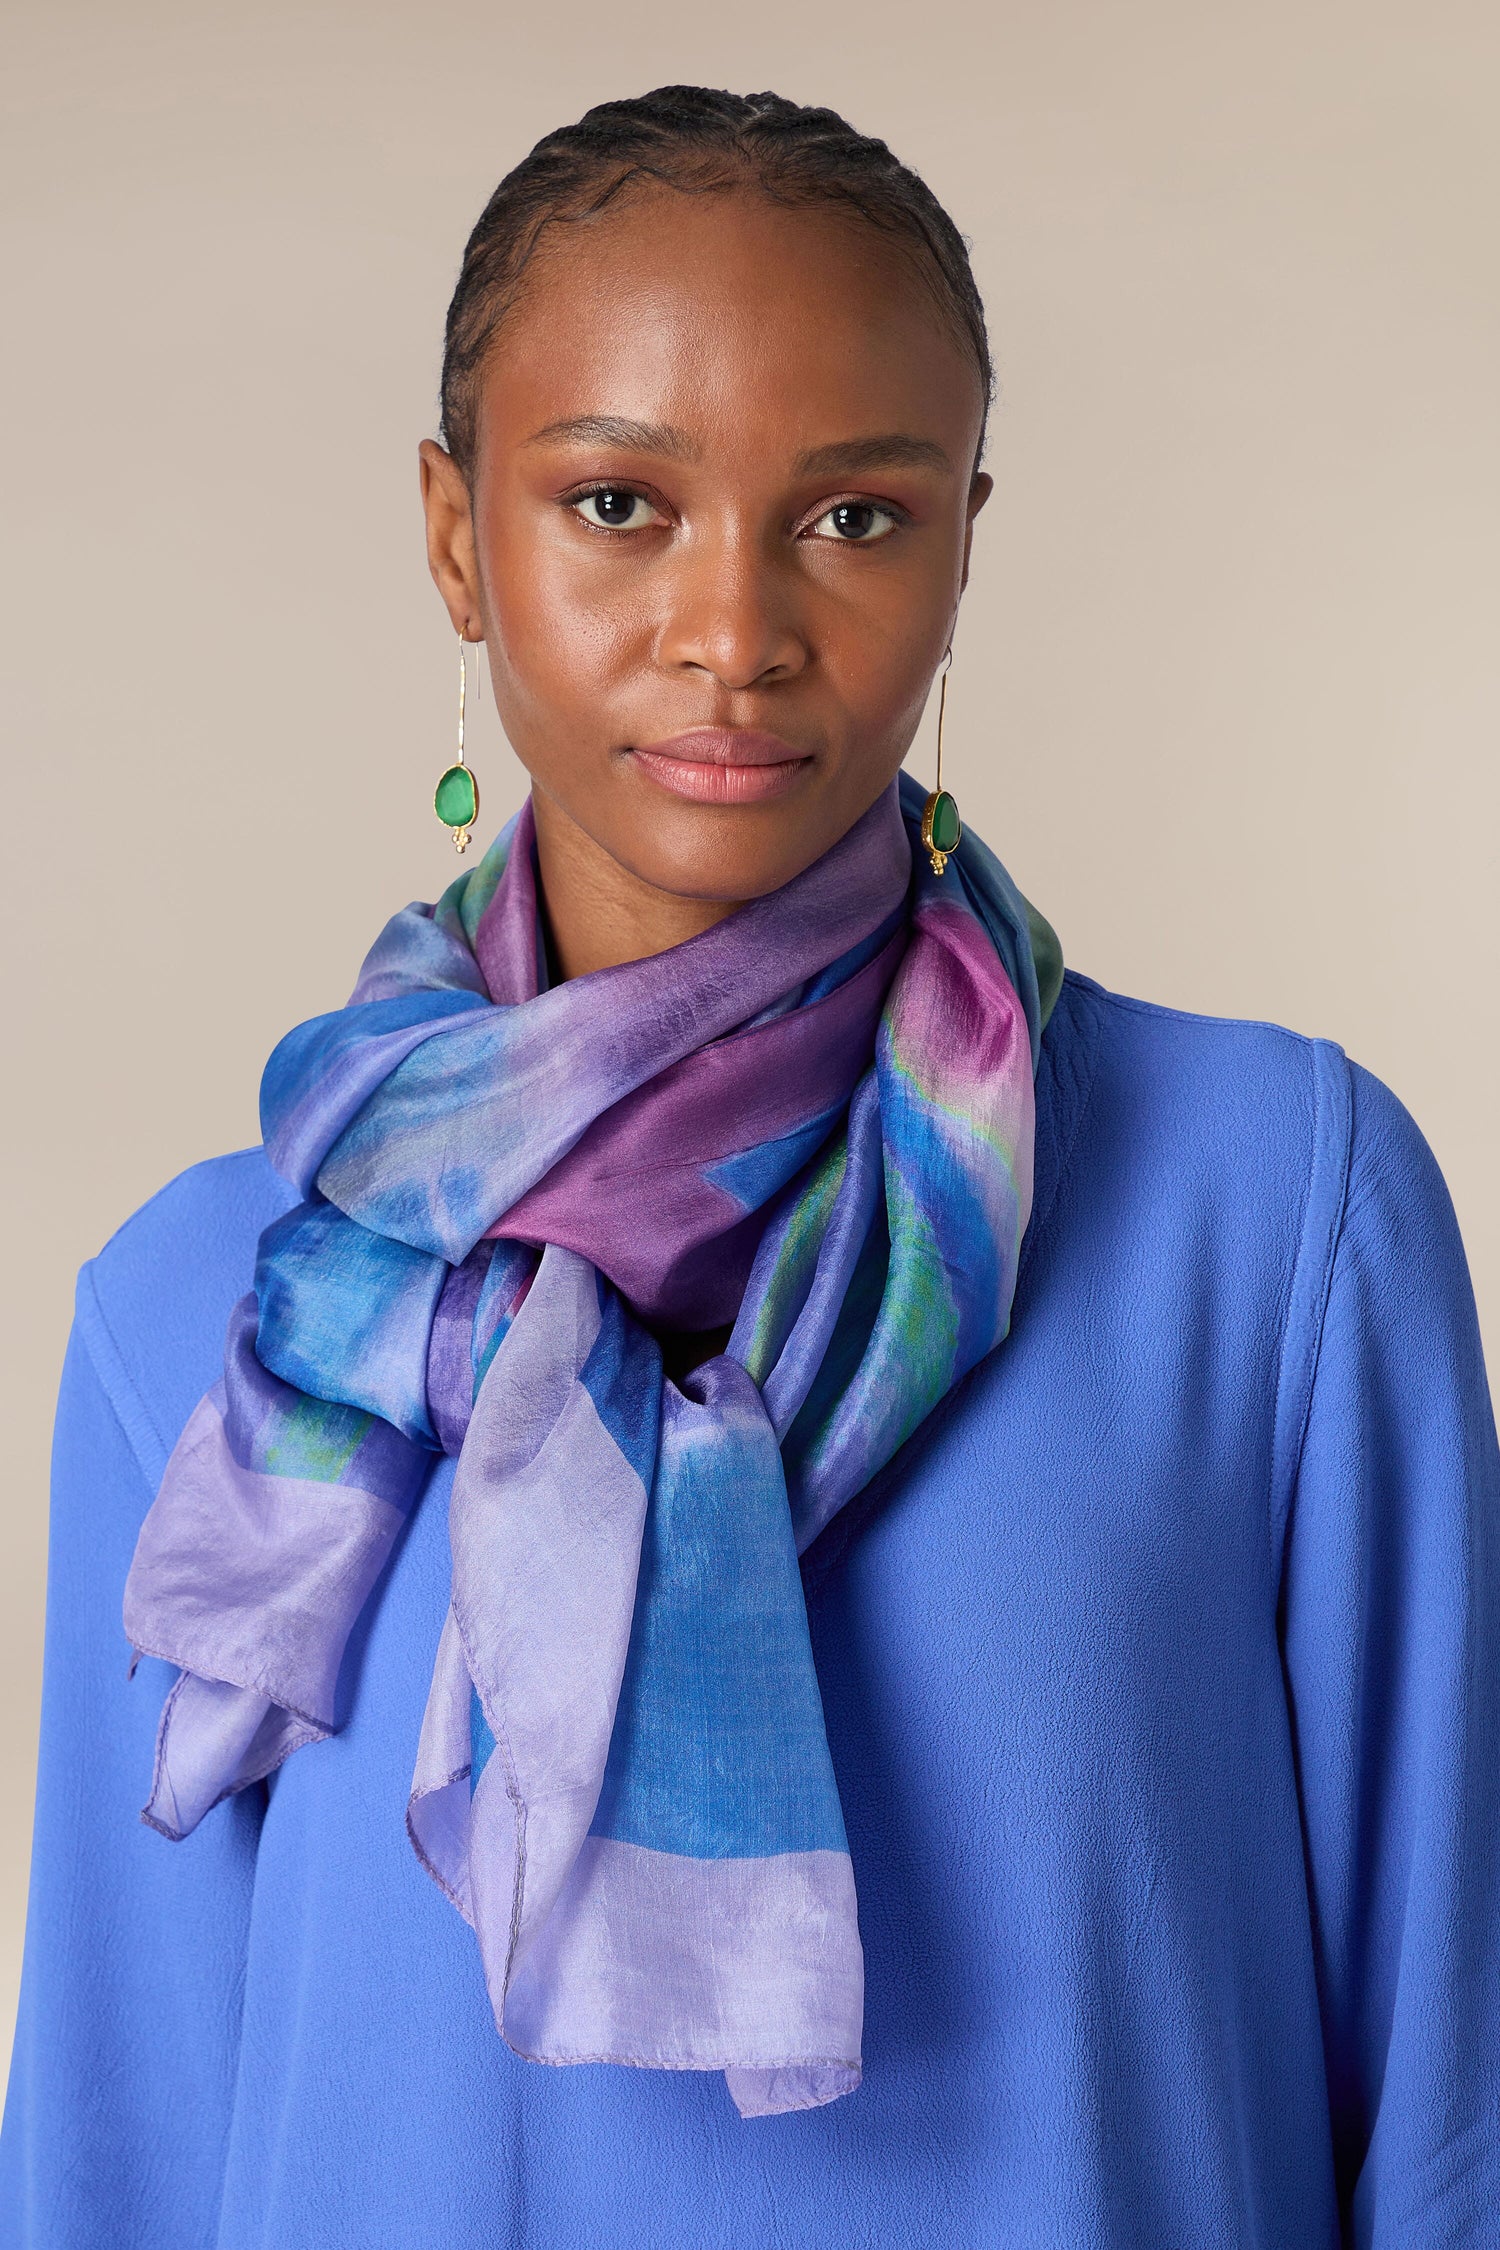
[620,827,824,906]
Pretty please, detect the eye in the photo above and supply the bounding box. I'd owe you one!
[570,487,661,532]
[807,500,902,544]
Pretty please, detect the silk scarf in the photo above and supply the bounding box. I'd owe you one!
[124,773,1059,2117]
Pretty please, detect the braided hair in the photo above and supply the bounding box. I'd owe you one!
[440,86,993,477]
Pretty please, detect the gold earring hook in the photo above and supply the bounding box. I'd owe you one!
[920,644,961,877]
[935,643,954,797]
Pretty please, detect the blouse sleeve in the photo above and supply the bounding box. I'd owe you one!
[0,1311,263,2248]
[1281,1060,1500,2244]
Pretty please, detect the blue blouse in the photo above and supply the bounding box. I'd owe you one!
[4,972,1499,2248]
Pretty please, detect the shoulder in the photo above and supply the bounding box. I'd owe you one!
[1054,968,1337,1119]
[1058,971,1440,1183]
[1036,970,1456,1303]
[1037,969,1347,1225]
[74,1148,296,1485]
[1032,975,1478,1546]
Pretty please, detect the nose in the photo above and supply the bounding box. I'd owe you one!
[656,523,808,691]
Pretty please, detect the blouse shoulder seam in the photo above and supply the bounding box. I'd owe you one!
[1269,1039,1354,1586]
[72,1260,174,1492]
[1062,971,1320,1046]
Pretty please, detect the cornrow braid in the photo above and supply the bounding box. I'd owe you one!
[440,85,993,477]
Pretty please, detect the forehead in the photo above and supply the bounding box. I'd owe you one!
[476,184,983,462]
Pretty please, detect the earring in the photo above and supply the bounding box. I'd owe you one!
[434,629,481,853]
[920,645,961,876]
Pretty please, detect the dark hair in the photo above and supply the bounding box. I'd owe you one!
[439,85,993,477]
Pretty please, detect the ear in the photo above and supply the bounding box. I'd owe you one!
[418,439,485,639]
[959,471,993,592]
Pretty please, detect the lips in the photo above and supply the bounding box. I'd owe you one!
[628,728,813,806]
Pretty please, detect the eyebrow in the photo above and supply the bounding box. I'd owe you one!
[521,416,953,478]
[522,415,700,460]
[794,434,952,476]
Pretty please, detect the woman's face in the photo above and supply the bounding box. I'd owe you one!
[421,183,990,947]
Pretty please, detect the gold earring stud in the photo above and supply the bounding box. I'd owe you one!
[920,645,961,876]
[434,629,481,853]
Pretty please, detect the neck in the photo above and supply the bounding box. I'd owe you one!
[530,785,742,980]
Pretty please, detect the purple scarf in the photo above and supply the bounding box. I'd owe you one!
[124,776,1057,2116]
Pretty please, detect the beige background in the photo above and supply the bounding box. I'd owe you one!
[2,0,1496,2080]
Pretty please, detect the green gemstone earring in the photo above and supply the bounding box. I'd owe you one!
[434,629,481,853]
[921,644,961,875]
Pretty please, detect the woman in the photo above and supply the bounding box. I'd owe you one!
[3,84,1497,2250]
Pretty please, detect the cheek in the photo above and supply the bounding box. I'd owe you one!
[479,500,643,712]
[818,569,952,735]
